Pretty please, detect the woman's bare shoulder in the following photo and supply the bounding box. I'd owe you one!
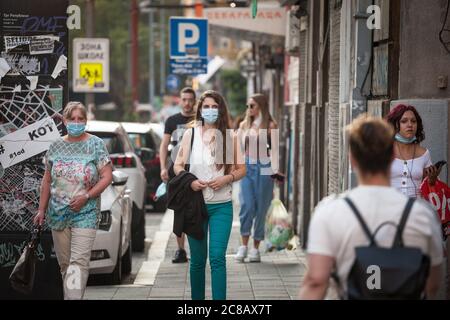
[416,145,428,157]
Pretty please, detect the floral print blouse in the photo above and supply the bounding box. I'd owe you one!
[44,135,111,230]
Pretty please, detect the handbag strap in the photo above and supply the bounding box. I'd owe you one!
[184,127,195,172]
[344,197,377,246]
[392,198,415,248]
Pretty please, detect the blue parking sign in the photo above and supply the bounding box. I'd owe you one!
[170,17,208,58]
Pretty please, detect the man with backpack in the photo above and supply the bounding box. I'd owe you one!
[299,115,443,300]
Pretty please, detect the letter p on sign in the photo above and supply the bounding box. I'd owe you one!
[178,23,200,54]
[170,18,208,58]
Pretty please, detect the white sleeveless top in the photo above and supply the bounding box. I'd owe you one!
[189,127,232,204]
[390,149,432,198]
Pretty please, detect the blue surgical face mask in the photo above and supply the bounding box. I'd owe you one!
[395,133,417,144]
[67,122,86,137]
[201,108,219,124]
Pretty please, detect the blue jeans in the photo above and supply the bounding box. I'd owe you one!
[239,160,274,241]
[187,201,233,300]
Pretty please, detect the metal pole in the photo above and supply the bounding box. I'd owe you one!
[160,8,166,95]
[149,11,155,105]
[85,0,95,108]
[131,0,139,109]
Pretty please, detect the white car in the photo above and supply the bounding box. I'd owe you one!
[121,122,166,212]
[86,120,147,252]
[89,171,132,284]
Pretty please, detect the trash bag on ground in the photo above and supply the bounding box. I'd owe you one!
[264,197,294,252]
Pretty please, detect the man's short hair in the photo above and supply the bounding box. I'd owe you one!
[180,87,196,100]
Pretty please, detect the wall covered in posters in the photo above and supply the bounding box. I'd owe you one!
[0,0,68,233]
[0,0,68,299]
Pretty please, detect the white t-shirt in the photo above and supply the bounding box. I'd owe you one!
[188,127,232,204]
[390,149,432,198]
[307,186,443,295]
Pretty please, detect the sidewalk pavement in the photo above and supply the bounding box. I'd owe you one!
[85,184,327,300]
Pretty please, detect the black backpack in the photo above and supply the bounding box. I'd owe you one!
[342,197,431,300]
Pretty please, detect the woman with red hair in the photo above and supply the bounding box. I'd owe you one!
[386,104,440,198]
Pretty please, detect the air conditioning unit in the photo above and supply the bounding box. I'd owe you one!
[285,10,300,55]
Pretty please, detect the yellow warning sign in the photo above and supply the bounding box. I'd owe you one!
[80,63,103,88]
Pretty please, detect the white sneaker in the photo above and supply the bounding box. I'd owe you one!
[235,246,248,262]
[248,248,261,263]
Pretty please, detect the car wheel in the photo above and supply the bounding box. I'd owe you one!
[132,203,145,252]
[121,238,132,275]
[110,224,122,285]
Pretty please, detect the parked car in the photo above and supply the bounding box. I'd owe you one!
[89,171,132,284]
[86,120,147,252]
[121,122,166,212]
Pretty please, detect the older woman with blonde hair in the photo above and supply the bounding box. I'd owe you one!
[33,101,112,299]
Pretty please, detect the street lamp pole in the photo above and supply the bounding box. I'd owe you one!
[149,10,155,105]
[160,7,166,95]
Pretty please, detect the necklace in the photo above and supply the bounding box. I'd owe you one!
[397,142,417,197]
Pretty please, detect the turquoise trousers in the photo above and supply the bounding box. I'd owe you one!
[187,201,233,300]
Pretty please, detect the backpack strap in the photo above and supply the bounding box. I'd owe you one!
[392,198,415,247]
[344,197,376,246]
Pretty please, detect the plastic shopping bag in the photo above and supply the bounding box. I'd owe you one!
[264,198,294,252]
[420,177,450,238]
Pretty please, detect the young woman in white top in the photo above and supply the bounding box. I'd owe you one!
[235,94,282,263]
[174,90,246,300]
[386,104,441,198]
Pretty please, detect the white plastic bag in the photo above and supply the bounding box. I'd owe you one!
[264,189,294,252]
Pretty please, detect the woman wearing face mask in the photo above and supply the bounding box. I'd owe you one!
[174,90,246,300]
[235,93,281,263]
[33,102,112,299]
[386,104,441,198]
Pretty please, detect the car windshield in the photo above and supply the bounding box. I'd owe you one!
[89,132,124,154]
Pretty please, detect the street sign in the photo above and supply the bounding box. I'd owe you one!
[166,74,180,91]
[169,17,208,75]
[73,38,110,92]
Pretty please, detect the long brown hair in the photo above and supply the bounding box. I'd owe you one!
[193,90,233,174]
[241,93,275,130]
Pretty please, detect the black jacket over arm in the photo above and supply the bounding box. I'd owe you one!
[167,171,208,240]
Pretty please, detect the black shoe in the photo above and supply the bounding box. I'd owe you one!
[172,248,188,263]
